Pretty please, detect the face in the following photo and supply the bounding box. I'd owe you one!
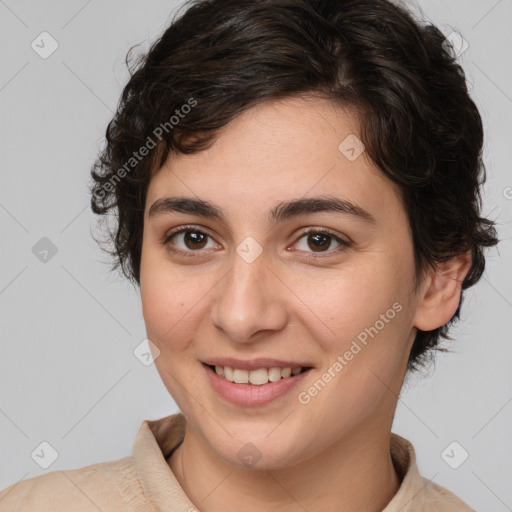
[140,95,422,469]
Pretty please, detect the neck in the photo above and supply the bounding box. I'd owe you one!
[168,420,401,512]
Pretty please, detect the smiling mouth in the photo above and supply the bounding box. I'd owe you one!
[205,363,313,386]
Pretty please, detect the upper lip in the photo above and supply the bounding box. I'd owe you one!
[202,358,313,371]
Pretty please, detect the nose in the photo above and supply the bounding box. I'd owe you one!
[208,250,288,343]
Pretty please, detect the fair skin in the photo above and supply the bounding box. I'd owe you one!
[139,95,471,512]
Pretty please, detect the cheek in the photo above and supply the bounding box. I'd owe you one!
[141,276,192,352]
[139,248,209,404]
[291,256,414,405]
[140,247,184,346]
[140,246,213,353]
[295,258,408,348]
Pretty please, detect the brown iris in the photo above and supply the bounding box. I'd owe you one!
[184,231,208,250]
[307,232,331,252]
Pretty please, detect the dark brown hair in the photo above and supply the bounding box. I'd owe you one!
[90,0,499,371]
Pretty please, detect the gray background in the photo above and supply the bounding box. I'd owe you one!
[0,0,511,510]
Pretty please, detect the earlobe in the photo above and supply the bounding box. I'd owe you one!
[413,251,472,332]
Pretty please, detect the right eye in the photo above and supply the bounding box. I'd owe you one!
[162,225,220,257]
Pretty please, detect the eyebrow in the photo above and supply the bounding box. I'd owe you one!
[148,195,377,226]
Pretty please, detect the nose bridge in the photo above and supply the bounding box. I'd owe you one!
[209,247,287,343]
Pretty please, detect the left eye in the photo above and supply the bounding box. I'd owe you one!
[293,229,349,254]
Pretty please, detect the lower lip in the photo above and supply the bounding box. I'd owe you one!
[203,364,312,407]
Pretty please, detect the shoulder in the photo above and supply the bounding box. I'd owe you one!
[415,478,476,512]
[0,456,143,512]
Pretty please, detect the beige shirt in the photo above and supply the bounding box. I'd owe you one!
[0,412,475,511]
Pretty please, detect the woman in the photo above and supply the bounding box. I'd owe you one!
[0,0,498,510]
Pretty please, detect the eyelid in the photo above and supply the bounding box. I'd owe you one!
[162,224,215,242]
[295,226,350,245]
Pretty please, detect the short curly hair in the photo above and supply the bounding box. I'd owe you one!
[90,0,499,372]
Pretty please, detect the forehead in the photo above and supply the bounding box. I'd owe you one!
[146,95,404,225]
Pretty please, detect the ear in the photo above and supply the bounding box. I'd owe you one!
[413,251,472,331]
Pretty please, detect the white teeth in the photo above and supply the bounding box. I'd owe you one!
[249,368,269,385]
[233,369,249,384]
[224,366,234,382]
[213,365,305,385]
[268,367,283,382]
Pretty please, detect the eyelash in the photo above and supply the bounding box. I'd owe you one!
[161,225,351,260]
